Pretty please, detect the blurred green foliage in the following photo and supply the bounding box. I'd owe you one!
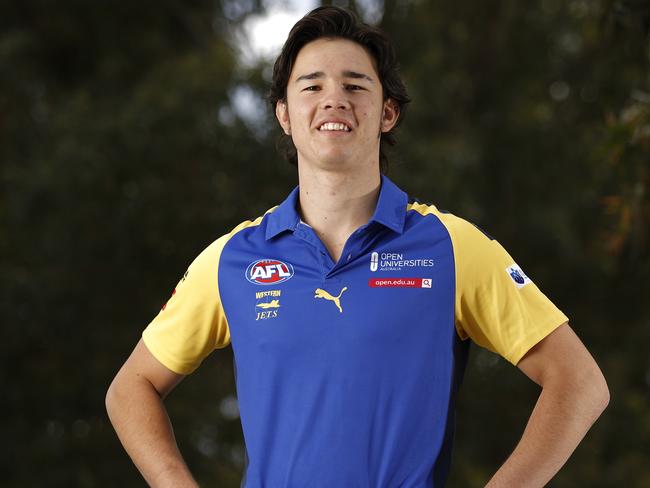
[1,0,648,486]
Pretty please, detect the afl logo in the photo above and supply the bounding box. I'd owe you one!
[370,252,379,272]
[246,259,294,285]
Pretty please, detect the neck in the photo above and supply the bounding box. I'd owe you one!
[297,163,381,261]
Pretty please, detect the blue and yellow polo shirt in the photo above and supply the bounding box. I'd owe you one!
[143,175,568,487]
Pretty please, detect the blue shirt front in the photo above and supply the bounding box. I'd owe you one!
[219,176,467,487]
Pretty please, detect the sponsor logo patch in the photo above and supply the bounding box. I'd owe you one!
[369,278,432,288]
[369,251,434,272]
[314,287,348,313]
[246,259,294,285]
[370,252,379,272]
[255,289,282,320]
[506,264,532,289]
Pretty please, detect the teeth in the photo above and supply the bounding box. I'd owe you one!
[319,122,350,131]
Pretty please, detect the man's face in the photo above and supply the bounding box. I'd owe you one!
[276,37,399,173]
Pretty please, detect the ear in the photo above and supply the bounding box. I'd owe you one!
[380,98,400,133]
[275,100,291,135]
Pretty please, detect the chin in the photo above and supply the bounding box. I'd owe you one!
[317,155,356,170]
[297,148,350,168]
[298,145,376,171]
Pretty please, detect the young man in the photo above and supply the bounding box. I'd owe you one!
[106,7,609,487]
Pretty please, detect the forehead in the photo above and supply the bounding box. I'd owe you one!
[290,37,378,80]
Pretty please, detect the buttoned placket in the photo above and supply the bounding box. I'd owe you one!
[292,222,379,279]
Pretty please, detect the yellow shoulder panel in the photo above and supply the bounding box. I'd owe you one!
[408,203,568,365]
[142,208,275,374]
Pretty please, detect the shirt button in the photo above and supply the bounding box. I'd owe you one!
[347,254,351,261]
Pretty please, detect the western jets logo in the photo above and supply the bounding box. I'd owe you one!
[256,299,280,309]
[254,289,282,320]
[506,264,532,289]
[255,299,280,321]
[246,259,294,285]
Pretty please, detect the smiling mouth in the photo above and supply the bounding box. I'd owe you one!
[318,122,351,132]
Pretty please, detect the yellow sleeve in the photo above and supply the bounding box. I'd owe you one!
[442,214,569,365]
[142,235,231,375]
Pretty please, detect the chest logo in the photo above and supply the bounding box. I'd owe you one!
[256,299,280,309]
[255,290,281,321]
[314,287,348,313]
[246,259,294,285]
[369,251,435,272]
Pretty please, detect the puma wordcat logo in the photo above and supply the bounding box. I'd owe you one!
[314,287,348,313]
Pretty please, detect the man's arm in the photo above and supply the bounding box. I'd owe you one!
[485,322,609,487]
[105,339,198,488]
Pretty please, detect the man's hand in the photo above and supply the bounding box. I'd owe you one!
[106,339,198,488]
[485,322,609,487]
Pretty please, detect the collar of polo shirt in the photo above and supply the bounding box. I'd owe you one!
[265,174,408,241]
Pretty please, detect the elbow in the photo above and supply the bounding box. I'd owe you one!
[548,362,610,423]
[594,369,610,417]
[105,378,119,419]
[105,374,129,421]
[578,364,610,423]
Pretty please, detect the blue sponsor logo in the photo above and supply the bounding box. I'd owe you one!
[506,264,531,289]
[509,268,526,284]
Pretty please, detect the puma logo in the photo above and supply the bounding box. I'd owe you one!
[256,299,280,309]
[314,287,348,313]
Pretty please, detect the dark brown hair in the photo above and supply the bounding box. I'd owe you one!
[267,6,410,173]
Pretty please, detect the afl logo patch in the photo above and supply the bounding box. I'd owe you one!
[246,259,294,285]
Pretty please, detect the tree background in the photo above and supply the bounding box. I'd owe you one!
[1,0,648,486]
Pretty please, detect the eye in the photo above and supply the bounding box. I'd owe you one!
[303,85,320,92]
[346,84,364,91]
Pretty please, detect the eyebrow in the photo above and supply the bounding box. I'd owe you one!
[295,71,375,83]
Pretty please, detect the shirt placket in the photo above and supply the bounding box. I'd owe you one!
[292,222,335,276]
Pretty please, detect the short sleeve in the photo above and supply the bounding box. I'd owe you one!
[443,216,569,365]
[142,235,231,375]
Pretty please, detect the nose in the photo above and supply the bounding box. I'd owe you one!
[319,84,351,111]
